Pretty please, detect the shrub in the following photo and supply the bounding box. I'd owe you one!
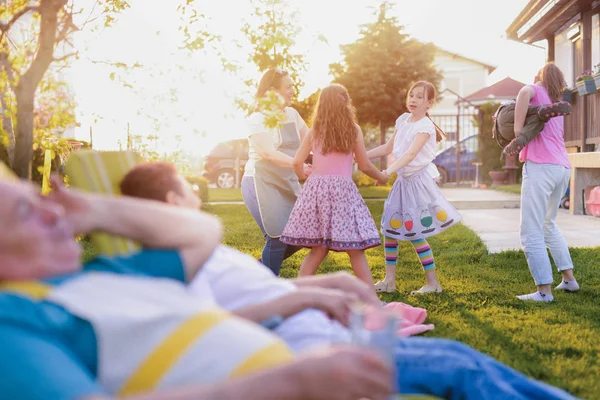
[386,172,398,186]
[185,175,209,206]
[352,170,397,187]
[352,170,376,187]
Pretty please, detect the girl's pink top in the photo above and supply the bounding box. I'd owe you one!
[519,84,571,169]
[310,142,353,178]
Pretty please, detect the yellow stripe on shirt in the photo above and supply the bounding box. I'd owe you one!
[0,281,52,300]
[230,340,294,378]
[119,310,229,396]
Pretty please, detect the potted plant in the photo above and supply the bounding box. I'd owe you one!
[488,170,507,186]
[594,63,600,90]
[575,70,597,96]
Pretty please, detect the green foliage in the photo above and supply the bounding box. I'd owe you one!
[176,0,222,55]
[127,133,195,176]
[256,91,287,130]
[185,175,209,206]
[386,171,398,186]
[330,2,442,133]
[352,169,396,188]
[0,0,130,179]
[238,0,306,112]
[292,89,320,125]
[352,170,376,187]
[474,102,522,183]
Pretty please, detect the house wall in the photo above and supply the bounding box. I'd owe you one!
[428,52,490,148]
[554,12,599,87]
[431,52,489,115]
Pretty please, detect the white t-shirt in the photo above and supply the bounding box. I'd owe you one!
[244,107,308,177]
[392,113,439,178]
[190,245,350,354]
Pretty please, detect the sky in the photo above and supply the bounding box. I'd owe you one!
[66,0,546,158]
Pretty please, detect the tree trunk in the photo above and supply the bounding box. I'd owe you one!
[12,86,35,179]
[0,140,9,167]
[0,94,15,166]
[379,122,387,170]
[10,0,64,179]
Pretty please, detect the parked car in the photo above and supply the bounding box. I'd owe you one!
[433,135,478,184]
[202,139,249,189]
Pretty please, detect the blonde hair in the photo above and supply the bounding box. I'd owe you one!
[536,63,566,102]
[311,84,357,154]
[255,68,289,100]
[406,81,446,143]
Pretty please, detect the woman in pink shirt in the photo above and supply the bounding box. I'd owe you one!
[514,63,579,302]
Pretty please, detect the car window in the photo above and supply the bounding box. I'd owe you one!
[463,136,478,153]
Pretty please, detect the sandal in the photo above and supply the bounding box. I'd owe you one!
[410,285,443,296]
[537,101,572,121]
[374,280,396,293]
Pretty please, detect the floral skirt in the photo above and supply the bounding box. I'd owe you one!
[281,175,381,251]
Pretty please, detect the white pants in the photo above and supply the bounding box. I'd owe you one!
[520,161,574,285]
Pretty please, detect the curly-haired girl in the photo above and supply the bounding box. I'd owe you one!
[280,84,387,286]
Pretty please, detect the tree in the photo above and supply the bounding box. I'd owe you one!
[474,101,521,184]
[293,89,319,124]
[238,0,306,113]
[330,2,442,168]
[0,0,130,179]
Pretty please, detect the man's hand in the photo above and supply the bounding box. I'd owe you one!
[48,174,96,235]
[297,287,358,326]
[294,272,380,306]
[296,346,394,400]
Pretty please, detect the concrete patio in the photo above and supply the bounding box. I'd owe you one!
[441,188,600,253]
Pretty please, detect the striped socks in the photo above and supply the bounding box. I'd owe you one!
[411,239,435,271]
[384,238,398,267]
[385,238,436,271]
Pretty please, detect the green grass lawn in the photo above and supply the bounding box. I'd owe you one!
[208,186,391,203]
[358,186,391,199]
[492,184,522,195]
[208,188,244,202]
[207,201,600,399]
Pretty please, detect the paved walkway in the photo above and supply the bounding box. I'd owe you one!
[446,189,600,253]
[440,188,520,210]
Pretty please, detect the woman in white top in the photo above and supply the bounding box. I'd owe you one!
[241,68,311,276]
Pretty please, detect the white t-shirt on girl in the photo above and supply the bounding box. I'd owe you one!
[244,107,308,177]
[392,113,439,179]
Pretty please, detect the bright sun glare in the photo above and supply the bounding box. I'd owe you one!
[67,0,543,161]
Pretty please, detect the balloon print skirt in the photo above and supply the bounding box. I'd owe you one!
[381,169,460,241]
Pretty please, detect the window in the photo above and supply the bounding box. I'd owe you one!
[555,29,574,87]
[592,13,599,70]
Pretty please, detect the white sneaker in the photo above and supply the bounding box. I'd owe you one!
[555,280,580,292]
[516,291,554,302]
